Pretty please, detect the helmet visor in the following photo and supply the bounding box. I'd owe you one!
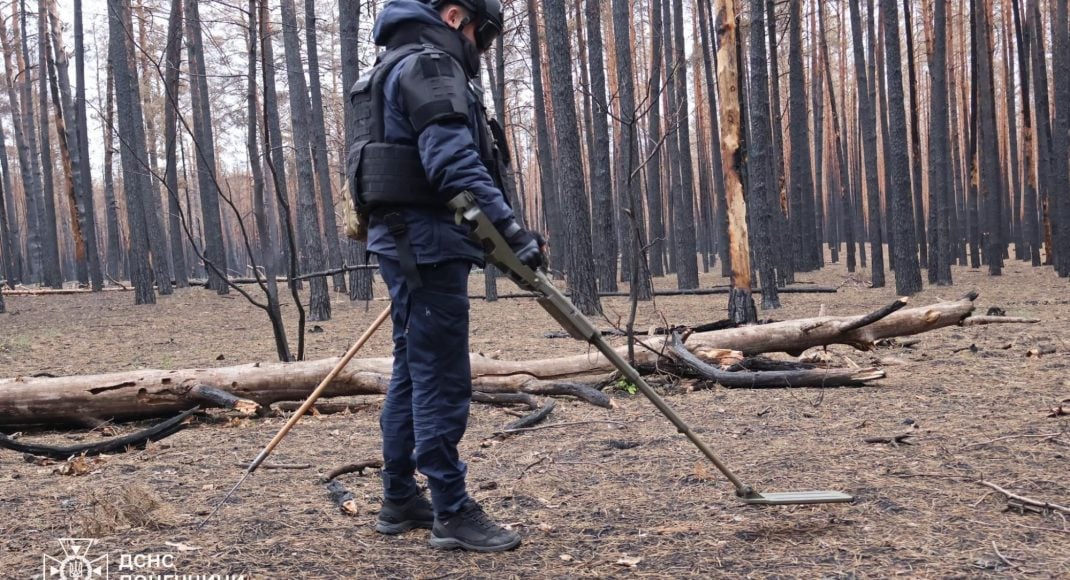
[474,18,500,52]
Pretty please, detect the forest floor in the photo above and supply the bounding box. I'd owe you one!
[1,254,1069,578]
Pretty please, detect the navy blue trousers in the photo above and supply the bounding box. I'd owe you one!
[378,257,473,516]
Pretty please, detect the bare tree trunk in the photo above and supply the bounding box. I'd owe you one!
[246,0,289,362]
[880,0,922,295]
[102,59,125,280]
[584,0,617,293]
[812,3,828,264]
[609,0,652,301]
[73,0,100,290]
[278,0,330,320]
[696,0,731,279]
[0,118,19,287]
[162,0,188,288]
[185,0,228,294]
[1013,0,1041,266]
[668,0,699,289]
[1051,0,1070,276]
[303,0,345,294]
[108,0,155,304]
[35,0,63,288]
[902,0,927,269]
[745,0,779,308]
[848,0,885,287]
[927,0,952,285]
[716,0,755,323]
[542,0,601,315]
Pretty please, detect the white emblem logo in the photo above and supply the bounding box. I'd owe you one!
[42,538,109,580]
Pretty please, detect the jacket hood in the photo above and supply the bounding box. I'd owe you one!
[372,0,447,46]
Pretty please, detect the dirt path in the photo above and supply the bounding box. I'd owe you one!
[1,260,1068,578]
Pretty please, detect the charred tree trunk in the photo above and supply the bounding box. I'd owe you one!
[927,0,952,285]
[0,18,30,285]
[162,0,188,288]
[746,0,780,309]
[0,119,18,287]
[584,0,617,293]
[786,0,816,274]
[818,0,856,274]
[812,4,828,264]
[35,0,62,288]
[902,0,927,269]
[668,0,699,289]
[696,0,731,279]
[303,0,346,294]
[542,0,601,315]
[526,0,562,271]
[645,0,666,278]
[880,0,922,295]
[185,0,228,294]
[279,0,330,320]
[72,0,99,290]
[1030,0,1053,267]
[1013,0,1041,266]
[973,0,1005,275]
[1051,0,1070,276]
[848,0,885,287]
[102,60,124,280]
[108,0,155,304]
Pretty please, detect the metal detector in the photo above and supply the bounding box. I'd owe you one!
[450,192,853,506]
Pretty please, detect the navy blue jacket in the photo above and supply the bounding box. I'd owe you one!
[367,0,515,266]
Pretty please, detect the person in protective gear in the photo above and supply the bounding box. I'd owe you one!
[354,0,539,553]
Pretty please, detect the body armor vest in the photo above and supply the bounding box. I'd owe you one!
[347,43,507,213]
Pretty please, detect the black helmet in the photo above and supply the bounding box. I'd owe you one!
[432,0,503,51]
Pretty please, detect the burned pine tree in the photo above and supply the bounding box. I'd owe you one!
[972,0,1005,276]
[1012,0,1041,266]
[927,0,952,285]
[279,0,330,321]
[35,0,62,288]
[645,0,666,278]
[1052,0,1070,276]
[303,0,346,295]
[525,0,561,268]
[0,119,17,287]
[610,0,651,300]
[902,0,926,269]
[73,0,99,289]
[584,0,617,293]
[879,0,922,295]
[107,0,155,304]
[667,0,699,290]
[695,0,731,279]
[745,0,779,309]
[847,0,884,287]
[541,0,601,315]
[162,0,188,288]
[787,0,817,274]
[185,0,228,293]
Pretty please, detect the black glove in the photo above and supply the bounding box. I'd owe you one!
[500,221,545,270]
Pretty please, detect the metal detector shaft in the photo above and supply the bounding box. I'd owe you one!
[449,193,755,497]
[200,305,392,527]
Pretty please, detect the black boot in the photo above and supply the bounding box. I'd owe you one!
[375,492,434,534]
[429,499,521,552]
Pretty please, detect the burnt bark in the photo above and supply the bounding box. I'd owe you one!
[185,0,228,293]
[35,0,62,288]
[696,0,731,279]
[584,0,617,292]
[108,0,155,304]
[73,0,100,290]
[1013,0,1041,266]
[880,0,922,295]
[102,59,124,280]
[541,0,600,315]
[973,0,1005,275]
[162,0,188,288]
[668,0,699,289]
[304,0,346,294]
[746,0,780,309]
[1030,0,1053,267]
[927,0,952,285]
[279,0,330,320]
[1051,0,1070,276]
[848,0,885,287]
[902,0,927,268]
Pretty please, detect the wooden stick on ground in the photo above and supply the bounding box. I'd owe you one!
[323,460,384,482]
[863,433,915,446]
[979,481,1070,515]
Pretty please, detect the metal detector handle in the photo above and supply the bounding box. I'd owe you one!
[448,192,755,497]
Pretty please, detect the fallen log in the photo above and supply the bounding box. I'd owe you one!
[0,293,1012,427]
[0,407,199,457]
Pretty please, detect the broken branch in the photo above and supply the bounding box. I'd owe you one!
[0,407,199,459]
